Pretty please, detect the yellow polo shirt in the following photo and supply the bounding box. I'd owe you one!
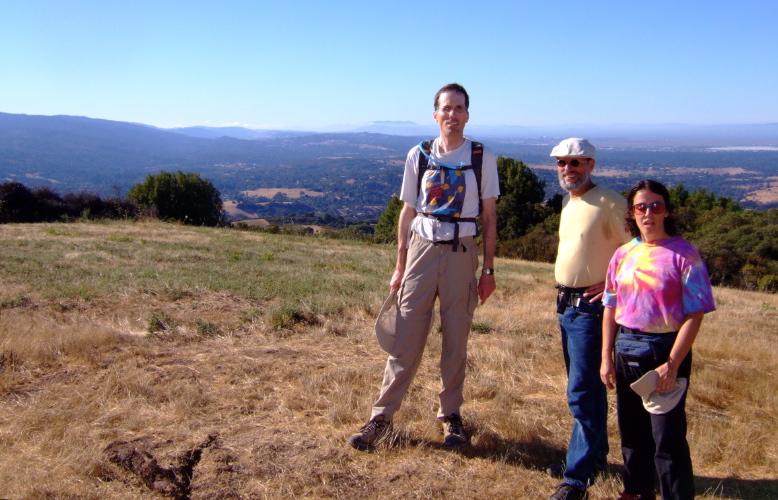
[555,185,631,288]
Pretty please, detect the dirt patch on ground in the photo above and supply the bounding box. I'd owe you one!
[668,167,757,175]
[743,177,778,204]
[223,200,259,219]
[241,188,325,199]
[230,218,270,227]
[529,164,629,177]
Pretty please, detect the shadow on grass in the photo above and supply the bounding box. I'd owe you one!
[695,476,778,500]
[381,433,777,499]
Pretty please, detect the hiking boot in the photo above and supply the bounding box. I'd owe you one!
[547,463,565,478]
[549,484,588,500]
[347,415,392,450]
[616,493,654,500]
[442,413,467,447]
[547,462,606,483]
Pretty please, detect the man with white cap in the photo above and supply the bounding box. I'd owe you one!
[347,83,499,451]
[548,138,631,500]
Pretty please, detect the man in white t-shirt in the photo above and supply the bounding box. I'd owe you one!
[348,83,499,450]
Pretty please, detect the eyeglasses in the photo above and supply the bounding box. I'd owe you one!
[632,202,667,215]
[556,158,589,168]
[436,105,468,115]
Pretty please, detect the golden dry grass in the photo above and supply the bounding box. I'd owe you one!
[0,221,776,499]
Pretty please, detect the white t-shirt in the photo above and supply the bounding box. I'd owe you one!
[399,138,499,242]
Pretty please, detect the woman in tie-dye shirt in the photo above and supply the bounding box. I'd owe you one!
[600,180,715,500]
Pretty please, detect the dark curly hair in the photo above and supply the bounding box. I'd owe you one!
[625,179,679,238]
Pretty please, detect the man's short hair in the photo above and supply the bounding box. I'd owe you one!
[434,83,469,111]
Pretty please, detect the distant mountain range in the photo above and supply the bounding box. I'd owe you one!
[166,125,314,140]
[0,112,423,206]
[1,112,777,215]
[169,120,778,146]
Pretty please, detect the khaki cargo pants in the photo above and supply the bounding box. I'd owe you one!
[371,232,479,420]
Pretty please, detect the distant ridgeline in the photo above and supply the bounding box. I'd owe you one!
[1,112,777,219]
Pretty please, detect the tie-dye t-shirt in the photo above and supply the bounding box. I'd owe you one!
[603,236,716,333]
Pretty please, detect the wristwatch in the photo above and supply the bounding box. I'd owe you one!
[482,268,495,275]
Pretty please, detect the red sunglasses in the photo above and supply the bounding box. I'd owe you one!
[632,202,667,215]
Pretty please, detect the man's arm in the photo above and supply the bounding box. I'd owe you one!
[477,197,497,304]
[586,199,630,302]
[389,202,418,291]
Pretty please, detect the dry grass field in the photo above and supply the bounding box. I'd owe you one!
[0,220,776,499]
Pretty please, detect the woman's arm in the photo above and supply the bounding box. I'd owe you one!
[600,307,619,390]
[655,310,705,392]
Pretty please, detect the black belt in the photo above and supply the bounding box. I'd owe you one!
[556,285,592,303]
[418,212,477,252]
[427,238,469,252]
[618,326,678,336]
[555,284,594,311]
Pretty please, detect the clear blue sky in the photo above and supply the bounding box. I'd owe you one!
[2,0,776,130]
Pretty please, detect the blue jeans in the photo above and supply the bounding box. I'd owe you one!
[558,300,609,491]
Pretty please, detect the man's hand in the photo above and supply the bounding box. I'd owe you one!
[477,273,496,304]
[583,281,606,303]
[389,267,404,292]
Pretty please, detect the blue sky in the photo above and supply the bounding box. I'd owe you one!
[2,0,776,130]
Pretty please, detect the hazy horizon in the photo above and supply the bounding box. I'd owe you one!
[2,2,776,131]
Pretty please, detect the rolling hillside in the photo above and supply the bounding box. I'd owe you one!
[0,220,775,498]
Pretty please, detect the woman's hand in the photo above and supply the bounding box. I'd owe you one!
[600,358,616,390]
[654,361,679,393]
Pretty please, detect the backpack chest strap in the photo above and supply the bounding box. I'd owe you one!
[417,212,478,252]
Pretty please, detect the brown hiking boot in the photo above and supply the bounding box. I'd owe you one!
[347,415,392,450]
[442,413,468,447]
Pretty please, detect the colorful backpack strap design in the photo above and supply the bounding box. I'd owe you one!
[415,139,484,251]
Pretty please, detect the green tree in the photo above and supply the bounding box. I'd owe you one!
[374,196,404,244]
[495,156,547,240]
[497,213,560,263]
[688,208,778,289]
[128,171,224,226]
[669,183,690,208]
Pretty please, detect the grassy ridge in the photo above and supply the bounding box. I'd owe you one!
[0,220,776,499]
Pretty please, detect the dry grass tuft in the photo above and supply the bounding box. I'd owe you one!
[0,220,776,499]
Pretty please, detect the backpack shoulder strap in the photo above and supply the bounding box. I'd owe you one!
[470,141,484,206]
[416,139,434,199]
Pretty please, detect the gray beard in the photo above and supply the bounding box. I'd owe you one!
[558,170,590,192]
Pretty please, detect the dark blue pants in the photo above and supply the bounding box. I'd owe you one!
[615,330,695,500]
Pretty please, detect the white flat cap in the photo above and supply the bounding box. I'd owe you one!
[630,370,689,415]
[550,138,596,158]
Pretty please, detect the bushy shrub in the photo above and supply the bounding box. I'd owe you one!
[0,182,139,223]
[128,171,224,226]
